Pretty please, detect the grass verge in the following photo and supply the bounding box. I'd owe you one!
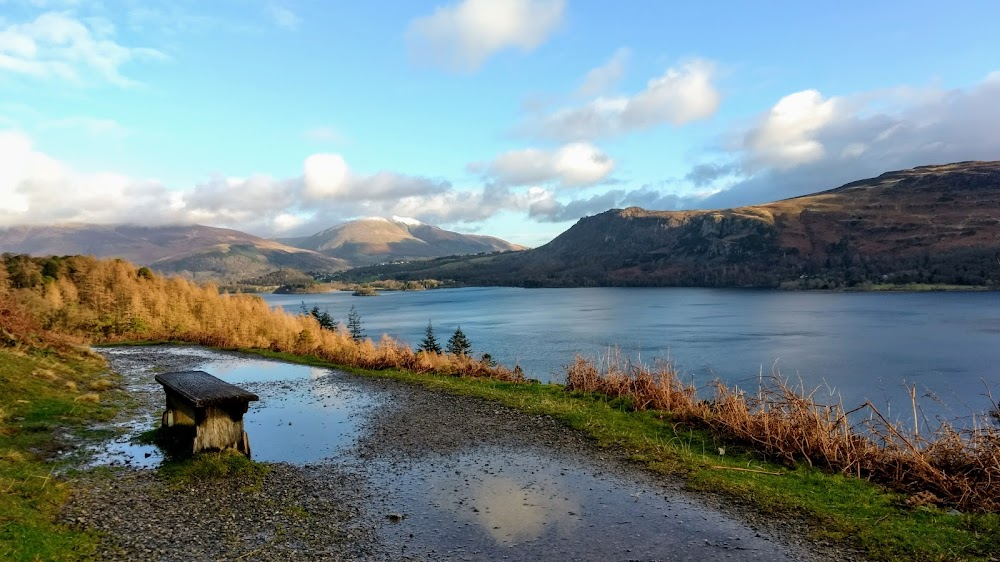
[0,346,121,561]
[246,348,1000,562]
[158,449,270,490]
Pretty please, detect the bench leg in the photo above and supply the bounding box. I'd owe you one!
[238,430,252,458]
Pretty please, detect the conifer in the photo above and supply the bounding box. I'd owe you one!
[446,326,471,356]
[418,320,441,353]
[347,305,364,341]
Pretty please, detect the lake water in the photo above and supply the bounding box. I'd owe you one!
[263,288,1000,423]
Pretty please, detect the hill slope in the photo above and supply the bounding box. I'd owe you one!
[340,161,1000,288]
[282,217,526,266]
[0,224,348,280]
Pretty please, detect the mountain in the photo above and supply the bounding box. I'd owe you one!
[281,217,527,266]
[0,224,348,280]
[338,161,1000,288]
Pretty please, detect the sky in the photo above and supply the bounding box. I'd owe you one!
[1,0,999,247]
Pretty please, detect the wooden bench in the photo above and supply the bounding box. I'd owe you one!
[154,370,259,457]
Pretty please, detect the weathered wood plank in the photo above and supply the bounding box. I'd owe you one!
[154,370,259,408]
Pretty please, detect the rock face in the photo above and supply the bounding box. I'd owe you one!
[281,217,526,266]
[0,224,348,280]
[348,161,1000,288]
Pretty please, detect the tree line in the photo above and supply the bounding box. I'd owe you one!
[0,254,525,382]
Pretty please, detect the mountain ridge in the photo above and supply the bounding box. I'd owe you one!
[337,161,1000,288]
[0,219,526,280]
[280,217,527,265]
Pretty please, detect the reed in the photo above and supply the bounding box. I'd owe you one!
[3,254,997,512]
[567,352,1000,513]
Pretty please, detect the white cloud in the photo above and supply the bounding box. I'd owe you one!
[577,48,629,97]
[406,0,564,72]
[743,89,838,169]
[303,153,450,202]
[526,59,720,140]
[303,153,351,200]
[0,130,178,223]
[0,132,494,236]
[697,72,1000,208]
[528,186,696,223]
[474,142,615,188]
[0,11,164,86]
[270,5,300,30]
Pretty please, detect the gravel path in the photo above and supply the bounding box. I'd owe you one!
[62,346,867,561]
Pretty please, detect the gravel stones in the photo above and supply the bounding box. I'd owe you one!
[61,346,868,561]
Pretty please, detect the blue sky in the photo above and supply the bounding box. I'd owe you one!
[2,0,999,246]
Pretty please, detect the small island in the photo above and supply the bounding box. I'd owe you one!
[351,286,379,297]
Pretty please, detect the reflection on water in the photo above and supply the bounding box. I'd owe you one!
[190,356,380,464]
[424,460,582,545]
[89,349,379,467]
[369,448,797,560]
[86,419,163,469]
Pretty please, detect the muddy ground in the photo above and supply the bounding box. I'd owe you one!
[62,346,867,561]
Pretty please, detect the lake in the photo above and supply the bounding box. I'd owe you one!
[262,288,1000,424]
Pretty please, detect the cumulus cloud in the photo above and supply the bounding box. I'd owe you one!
[303,153,351,200]
[303,153,450,202]
[743,90,838,169]
[472,142,615,188]
[0,11,165,86]
[0,131,516,236]
[528,186,696,223]
[406,0,564,72]
[576,48,629,97]
[698,72,1000,208]
[0,130,182,224]
[525,59,720,140]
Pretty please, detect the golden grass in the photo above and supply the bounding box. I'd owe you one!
[4,254,998,514]
[88,379,114,392]
[566,353,1000,513]
[32,369,58,381]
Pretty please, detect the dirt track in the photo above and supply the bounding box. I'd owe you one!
[63,346,866,561]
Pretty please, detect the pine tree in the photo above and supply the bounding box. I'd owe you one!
[318,309,336,332]
[310,306,336,332]
[446,326,471,356]
[347,305,364,341]
[418,320,441,353]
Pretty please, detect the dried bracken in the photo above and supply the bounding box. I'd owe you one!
[4,254,997,512]
[566,352,1000,513]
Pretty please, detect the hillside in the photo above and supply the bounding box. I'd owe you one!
[281,217,526,266]
[339,161,1000,288]
[0,224,348,280]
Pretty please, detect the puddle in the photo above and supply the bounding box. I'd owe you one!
[86,346,820,560]
[89,348,380,467]
[86,418,163,469]
[367,447,795,561]
[216,365,379,464]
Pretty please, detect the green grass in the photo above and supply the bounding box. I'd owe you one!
[246,348,1000,562]
[158,449,269,489]
[0,346,122,561]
